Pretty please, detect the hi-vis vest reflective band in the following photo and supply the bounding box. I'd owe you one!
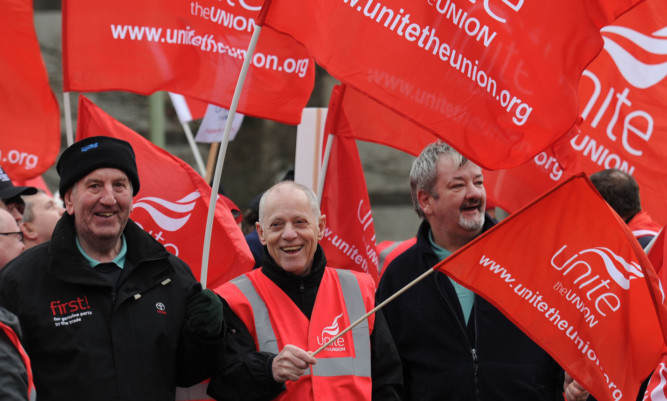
[225,267,374,400]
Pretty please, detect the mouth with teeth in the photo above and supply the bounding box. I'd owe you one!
[460,201,481,213]
[281,245,303,254]
[96,212,116,218]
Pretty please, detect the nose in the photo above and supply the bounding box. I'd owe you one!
[281,223,298,240]
[99,184,118,205]
[465,182,484,200]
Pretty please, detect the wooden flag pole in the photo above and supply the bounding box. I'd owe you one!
[200,25,263,288]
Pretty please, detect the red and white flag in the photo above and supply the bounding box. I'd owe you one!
[63,0,314,125]
[0,0,60,180]
[76,96,254,288]
[437,174,665,401]
[481,0,667,224]
[319,134,379,284]
[261,0,640,169]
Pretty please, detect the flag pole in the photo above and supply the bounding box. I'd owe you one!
[181,122,207,176]
[64,92,74,146]
[316,134,334,206]
[200,24,263,289]
[312,267,435,356]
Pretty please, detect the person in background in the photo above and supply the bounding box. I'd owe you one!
[0,136,224,400]
[590,168,661,249]
[0,166,37,225]
[208,181,403,401]
[377,141,586,401]
[19,190,65,250]
[0,208,32,400]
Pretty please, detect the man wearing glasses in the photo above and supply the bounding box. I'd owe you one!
[0,209,24,269]
[0,209,31,399]
[0,166,37,225]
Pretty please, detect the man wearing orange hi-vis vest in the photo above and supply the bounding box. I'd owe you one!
[209,181,403,401]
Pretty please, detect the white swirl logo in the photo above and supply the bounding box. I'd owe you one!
[133,192,200,232]
[551,245,643,290]
[321,313,344,337]
[600,25,667,89]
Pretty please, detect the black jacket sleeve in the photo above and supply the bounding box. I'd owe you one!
[207,300,285,401]
[371,308,403,401]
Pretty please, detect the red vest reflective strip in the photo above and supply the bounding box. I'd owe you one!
[223,268,374,400]
[0,321,34,400]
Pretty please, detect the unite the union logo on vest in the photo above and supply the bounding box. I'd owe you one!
[316,313,347,352]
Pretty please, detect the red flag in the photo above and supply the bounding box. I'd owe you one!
[327,84,436,157]
[477,0,667,224]
[0,0,60,180]
[319,134,379,283]
[437,174,664,401]
[76,96,254,288]
[262,0,640,169]
[63,0,314,125]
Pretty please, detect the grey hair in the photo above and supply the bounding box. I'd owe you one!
[410,141,468,219]
[258,181,321,224]
[20,189,48,223]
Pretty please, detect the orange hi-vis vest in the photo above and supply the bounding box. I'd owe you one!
[220,267,375,401]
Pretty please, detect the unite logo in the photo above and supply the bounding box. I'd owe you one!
[133,192,201,232]
[316,313,346,351]
[600,25,667,89]
[550,245,645,317]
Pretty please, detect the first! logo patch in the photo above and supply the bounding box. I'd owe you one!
[50,296,93,327]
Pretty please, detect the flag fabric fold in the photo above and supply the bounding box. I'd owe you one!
[435,174,664,401]
[319,133,379,283]
[479,0,667,224]
[63,0,314,124]
[262,0,640,169]
[76,95,254,288]
[1,0,60,180]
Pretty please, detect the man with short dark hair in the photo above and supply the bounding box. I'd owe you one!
[0,166,37,225]
[0,136,224,400]
[590,168,661,248]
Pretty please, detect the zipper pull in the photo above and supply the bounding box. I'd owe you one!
[299,282,305,293]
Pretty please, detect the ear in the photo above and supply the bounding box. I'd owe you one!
[20,222,38,241]
[256,221,267,246]
[317,214,326,240]
[64,190,75,215]
[416,189,433,216]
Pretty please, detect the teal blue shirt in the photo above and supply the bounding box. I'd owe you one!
[76,234,127,269]
[429,230,474,325]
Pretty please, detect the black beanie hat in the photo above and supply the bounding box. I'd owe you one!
[57,136,140,196]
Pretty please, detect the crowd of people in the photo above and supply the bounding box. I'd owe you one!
[0,137,660,401]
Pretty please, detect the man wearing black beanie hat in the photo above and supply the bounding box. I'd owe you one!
[0,136,225,400]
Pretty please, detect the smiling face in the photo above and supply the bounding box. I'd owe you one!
[256,183,325,276]
[418,156,486,250]
[64,168,133,256]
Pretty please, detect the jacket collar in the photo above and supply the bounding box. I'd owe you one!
[49,213,170,286]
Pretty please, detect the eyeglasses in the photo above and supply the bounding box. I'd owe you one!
[0,232,23,242]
